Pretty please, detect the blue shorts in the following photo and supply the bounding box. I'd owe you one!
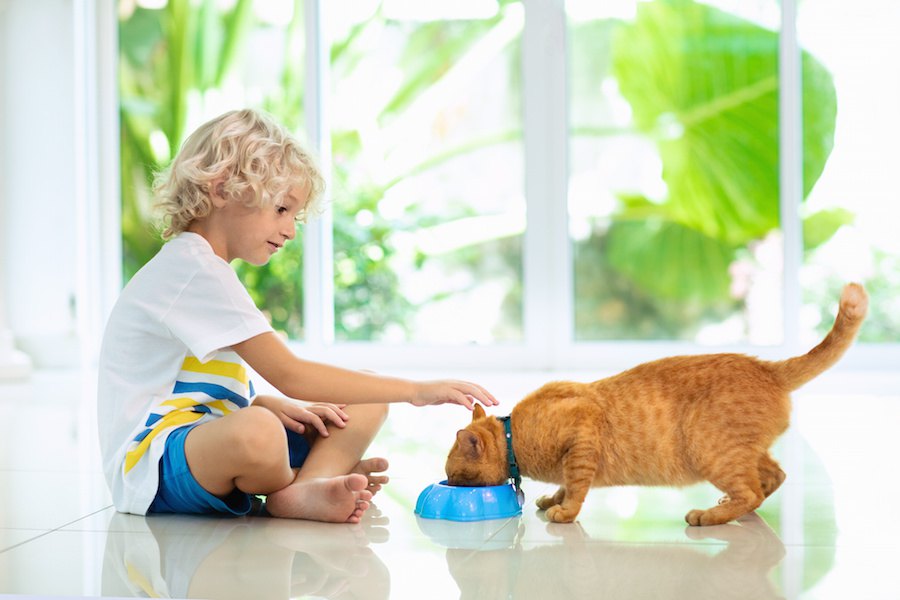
[149,424,312,515]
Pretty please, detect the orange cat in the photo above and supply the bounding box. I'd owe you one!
[445,283,868,525]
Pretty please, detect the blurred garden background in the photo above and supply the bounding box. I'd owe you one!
[117,0,899,348]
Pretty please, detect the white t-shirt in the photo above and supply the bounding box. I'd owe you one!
[97,232,273,515]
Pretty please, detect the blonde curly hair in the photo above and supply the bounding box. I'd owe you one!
[153,109,326,240]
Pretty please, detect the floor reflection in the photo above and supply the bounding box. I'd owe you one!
[430,513,786,600]
[101,509,391,599]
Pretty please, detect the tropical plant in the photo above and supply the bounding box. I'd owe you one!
[118,0,850,346]
[572,0,848,339]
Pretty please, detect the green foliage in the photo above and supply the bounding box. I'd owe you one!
[612,0,835,251]
[119,0,848,343]
[573,0,841,338]
[119,0,255,280]
[326,6,523,341]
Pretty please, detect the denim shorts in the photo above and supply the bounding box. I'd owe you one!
[149,423,312,515]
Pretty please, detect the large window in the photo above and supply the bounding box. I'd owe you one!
[569,1,793,344]
[119,0,311,338]
[116,0,899,369]
[798,0,900,345]
[327,3,525,343]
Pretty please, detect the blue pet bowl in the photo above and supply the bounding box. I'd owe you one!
[415,480,523,522]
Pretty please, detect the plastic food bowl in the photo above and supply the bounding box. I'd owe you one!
[415,480,523,522]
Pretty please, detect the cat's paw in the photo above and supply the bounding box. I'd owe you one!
[535,495,559,510]
[546,505,578,523]
[685,509,709,526]
[685,508,732,526]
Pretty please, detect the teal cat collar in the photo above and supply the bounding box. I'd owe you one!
[497,416,522,493]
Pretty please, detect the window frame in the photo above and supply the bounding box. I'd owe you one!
[89,0,897,371]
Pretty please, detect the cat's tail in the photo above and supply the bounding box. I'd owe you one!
[774,283,868,391]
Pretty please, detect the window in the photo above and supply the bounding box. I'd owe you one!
[569,1,789,345]
[114,0,899,369]
[118,0,311,337]
[798,0,900,345]
[327,3,525,343]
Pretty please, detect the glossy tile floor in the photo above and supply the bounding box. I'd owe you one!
[1,367,898,599]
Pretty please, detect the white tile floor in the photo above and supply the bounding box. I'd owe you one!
[1,367,898,599]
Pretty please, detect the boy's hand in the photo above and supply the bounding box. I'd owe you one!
[256,395,349,437]
[410,380,499,410]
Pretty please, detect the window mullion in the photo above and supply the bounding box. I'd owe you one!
[522,0,570,369]
[303,0,335,347]
[780,0,803,353]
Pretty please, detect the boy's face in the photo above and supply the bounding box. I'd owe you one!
[214,184,309,265]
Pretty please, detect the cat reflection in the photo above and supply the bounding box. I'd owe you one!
[446,513,786,600]
[101,510,390,599]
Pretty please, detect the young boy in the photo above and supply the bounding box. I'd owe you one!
[97,109,498,524]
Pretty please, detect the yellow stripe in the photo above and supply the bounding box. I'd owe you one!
[181,356,248,385]
[206,399,235,415]
[124,411,203,474]
[160,397,201,410]
[159,397,235,415]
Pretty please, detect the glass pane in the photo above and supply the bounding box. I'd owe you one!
[327,1,525,343]
[568,0,793,344]
[799,0,900,343]
[118,0,308,338]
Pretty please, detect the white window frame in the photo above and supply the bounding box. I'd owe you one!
[87,0,897,372]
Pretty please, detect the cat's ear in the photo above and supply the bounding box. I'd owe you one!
[472,404,486,421]
[456,430,484,459]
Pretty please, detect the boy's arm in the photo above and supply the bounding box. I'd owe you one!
[232,332,498,410]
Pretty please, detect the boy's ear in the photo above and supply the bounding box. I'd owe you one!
[208,179,228,208]
[472,404,486,421]
[456,430,484,460]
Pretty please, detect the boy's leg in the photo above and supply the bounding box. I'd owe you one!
[183,406,372,523]
[295,403,390,485]
[184,406,295,496]
[265,403,389,519]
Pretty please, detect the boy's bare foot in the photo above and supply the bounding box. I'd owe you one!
[266,474,373,523]
[352,457,389,494]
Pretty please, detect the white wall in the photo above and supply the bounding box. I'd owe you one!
[1,0,80,367]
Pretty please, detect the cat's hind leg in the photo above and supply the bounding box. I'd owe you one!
[710,452,785,507]
[686,449,767,526]
[758,453,786,498]
[536,487,565,511]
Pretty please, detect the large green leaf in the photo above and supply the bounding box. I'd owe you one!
[803,207,853,251]
[611,0,837,246]
[606,214,735,302]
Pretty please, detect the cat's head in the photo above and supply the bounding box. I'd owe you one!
[444,405,509,487]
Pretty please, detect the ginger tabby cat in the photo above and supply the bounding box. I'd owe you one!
[445,283,867,525]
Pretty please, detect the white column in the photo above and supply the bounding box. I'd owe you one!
[522,0,570,369]
[303,0,335,348]
[1,0,81,370]
[780,0,803,354]
[0,0,32,379]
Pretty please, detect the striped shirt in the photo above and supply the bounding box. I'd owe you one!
[98,233,273,515]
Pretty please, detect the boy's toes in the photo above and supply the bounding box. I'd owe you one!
[354,457,389,475]
[353,458,390,494]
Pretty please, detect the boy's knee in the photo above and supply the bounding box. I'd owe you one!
[353,402,389,426]
[232,406,287,465]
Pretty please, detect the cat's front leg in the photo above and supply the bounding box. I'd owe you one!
[544,443,599,523]
[536,487,565,511]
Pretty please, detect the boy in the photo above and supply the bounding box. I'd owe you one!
[97,109,497,524]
